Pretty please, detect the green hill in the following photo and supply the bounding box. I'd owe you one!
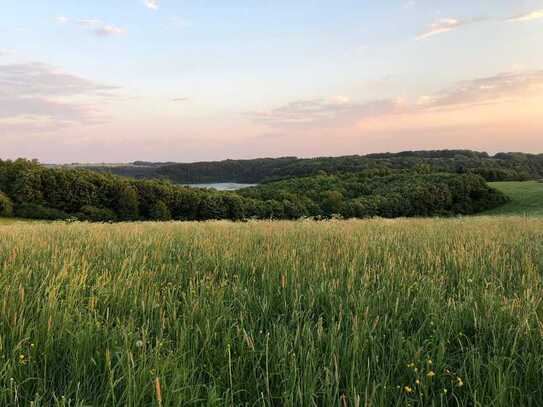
[485,181,543,216]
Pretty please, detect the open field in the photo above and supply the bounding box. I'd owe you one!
[485,181,543,216]
[1,218,543,406]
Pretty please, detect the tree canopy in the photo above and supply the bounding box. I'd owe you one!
[0,158,508,221]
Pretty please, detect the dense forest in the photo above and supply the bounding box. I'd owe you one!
[74,150,543,184]
[1,158,507,221]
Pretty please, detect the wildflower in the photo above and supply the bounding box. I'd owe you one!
[427,371,435,378]
[404,386,413,394]
[443,388,448,394]
[136,340,144,348]
[407,362,415,369]
[456,377,464,387]
[427,359,432,365]
[415,379,420,385]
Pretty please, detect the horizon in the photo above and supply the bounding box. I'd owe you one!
[2,1,543,163]
[36,148,543,166]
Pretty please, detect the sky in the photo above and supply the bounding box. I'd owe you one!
[1,0,543,163]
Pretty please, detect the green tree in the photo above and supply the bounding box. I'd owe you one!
[149,200,172,221]
[113,183,140,220]
[0,192,13,217]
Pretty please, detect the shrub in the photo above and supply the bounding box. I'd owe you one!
[15,204,70,220]
[149,200,172,221]
[79,205,117,222]
[0,192,13,217]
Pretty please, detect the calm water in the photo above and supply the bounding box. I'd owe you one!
[184,183,257,191]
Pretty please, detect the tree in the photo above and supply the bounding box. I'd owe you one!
[320,191,344,216]
[0,192,13,217]
[113,183,139,220]
[149,200,171,221]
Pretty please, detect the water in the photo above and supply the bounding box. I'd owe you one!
[184,183,257,191]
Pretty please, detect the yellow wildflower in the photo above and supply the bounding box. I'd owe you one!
[404,386,413,394]
[427,371,435,378]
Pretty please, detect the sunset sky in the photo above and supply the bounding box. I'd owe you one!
[1,0,543,163]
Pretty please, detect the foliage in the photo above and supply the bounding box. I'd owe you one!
[84,150,543,183]
[78,205,118,222]
[0,192,13,217]
[240,172,509,218]
[15,204,70,220]
[0,218,543,405]
[149,200,172,221]
[0,159,508,222]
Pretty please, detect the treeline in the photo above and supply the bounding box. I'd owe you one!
[0,159,507,221]
[0,159,249,222]
[239,171,509,218]
[77,150,543,184]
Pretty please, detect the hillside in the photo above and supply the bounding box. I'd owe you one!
[71,150,543,184]
[484,181,543,216]
[0,159,508,222]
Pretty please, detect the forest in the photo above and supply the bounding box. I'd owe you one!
[78,150,543,184]
[0,158,508,222]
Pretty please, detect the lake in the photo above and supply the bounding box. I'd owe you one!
[184,183,257,191]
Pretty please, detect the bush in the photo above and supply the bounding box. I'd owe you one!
[0,192,13,217]
[79,205,117,222]
[149,200,172,221]
[15,204,70,220]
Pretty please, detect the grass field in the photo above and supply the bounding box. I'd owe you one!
[485,181,543,216]
[1,218,543,406]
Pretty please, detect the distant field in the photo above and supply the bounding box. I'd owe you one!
[1,218,543,406]
[485,181,543,216]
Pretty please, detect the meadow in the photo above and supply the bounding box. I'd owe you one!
[1,217,543,406]
[485,181,543,216]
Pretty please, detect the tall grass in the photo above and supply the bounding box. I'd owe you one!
[0,218,542,406]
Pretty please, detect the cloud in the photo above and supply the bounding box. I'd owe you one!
[76,19,124,36]
[57,17,125,37]
[249,98,404,128]
[417,10,543,40]
[172,97,189,102]
[143,0,160,10]
[416,18,467,40]
[94,25,125,37]
[0,62,120,132]
[422,71,543,109]
[251,70,543,128]
[507,9,543,22]
[76,19,102,28]
[404,1,416,9]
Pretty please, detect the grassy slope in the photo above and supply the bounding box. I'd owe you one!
[1,218,543,406]
[485,181,543,216]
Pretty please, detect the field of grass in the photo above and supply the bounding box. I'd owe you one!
[485,181,543,216]
[1,218,543,406]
